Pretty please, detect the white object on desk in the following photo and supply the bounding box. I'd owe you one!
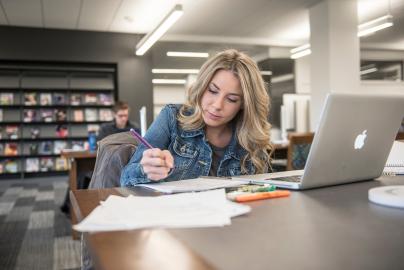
[140,106,147,136]
[383,141,404,175]
[137,177,246,193]
[73,189,251,232]
[368,186,404,209]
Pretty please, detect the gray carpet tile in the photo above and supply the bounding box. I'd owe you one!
[53,236,81,270]
[0,176,80,270]
[33,200,55,212]
[5,206,33,222]
[15,228,54,270]
[14,196,36,207]
[28,210,55,229]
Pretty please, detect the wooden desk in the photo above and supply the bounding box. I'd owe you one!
[61,150,96,239]
[71,176,404,270]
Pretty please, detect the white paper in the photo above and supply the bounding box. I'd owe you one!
[74,189,251,232]
[137,177,247,193]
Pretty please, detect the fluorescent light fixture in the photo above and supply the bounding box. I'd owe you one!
[260,71,273,76]
[290,43,311,59]
[358,15,393,37]
[290,44,310,54]
[360,67,378,75]
[167,51,209,58]
[152,69,199,74]
[136,4,183,56]
[152,79,186,84]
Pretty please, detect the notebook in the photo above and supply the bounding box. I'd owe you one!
[233,93,404,190]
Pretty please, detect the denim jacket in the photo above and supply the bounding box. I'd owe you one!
[120,104,255,186]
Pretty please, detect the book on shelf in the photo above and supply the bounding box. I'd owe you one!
[4,143,18,156]
[53,93,66,105]
[30,127,40,139]
[24,92,38,105]
[4,159,18,173]
[55,157,68,171]
[0,143,3,155]
[23,109,37,122]
[85,108,98,121]
[25,158,40,172]
[71,141,86,151]
[73,109,84,122]
[0,93,14,105]
[0,109,2,122]
[55,109,67,122]
[56,124,68,138]
[0,126,2,139]
[70,94,82,106]
[39,141,53,155]
[99,93,113,105]
[29,143,39,155]
[84,93,98,104]
[39,93,52,105]
[40,157,54,172]
[5,125,19,139]
[53,140,67,154]
[40,109,54,122]
[0,162,3,174]
[99,108,113,121]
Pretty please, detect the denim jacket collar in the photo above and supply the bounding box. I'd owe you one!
[180,126,246,161]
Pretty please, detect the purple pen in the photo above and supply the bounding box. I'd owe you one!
[130,128,153,149]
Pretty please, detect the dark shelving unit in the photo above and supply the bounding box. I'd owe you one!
[0,61,117,179]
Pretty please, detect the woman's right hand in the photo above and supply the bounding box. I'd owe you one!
[140,148,174,181]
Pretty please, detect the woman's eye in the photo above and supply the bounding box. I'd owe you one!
[227,98,238,103]
[208,87,218,94]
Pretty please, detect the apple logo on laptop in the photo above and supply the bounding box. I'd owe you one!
[354,130,367,149]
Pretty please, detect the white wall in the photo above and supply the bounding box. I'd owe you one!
[153,84,187,119]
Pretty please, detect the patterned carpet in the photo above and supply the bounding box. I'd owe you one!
[0,176,80,270]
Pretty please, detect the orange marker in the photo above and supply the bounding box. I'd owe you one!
[235,190,291,202]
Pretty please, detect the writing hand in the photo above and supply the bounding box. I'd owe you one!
[140,148,174,181]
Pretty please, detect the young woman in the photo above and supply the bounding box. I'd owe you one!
[120,49,273,186]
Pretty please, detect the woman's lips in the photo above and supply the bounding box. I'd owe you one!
[207,111,222,120]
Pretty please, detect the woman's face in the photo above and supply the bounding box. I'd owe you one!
[201,69,243,129]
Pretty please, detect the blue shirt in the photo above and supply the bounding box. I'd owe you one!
[120,104,255,186]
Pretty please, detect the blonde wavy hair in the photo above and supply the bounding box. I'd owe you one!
[178,49,273,173]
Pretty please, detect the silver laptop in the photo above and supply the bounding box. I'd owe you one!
[236,92,404,190]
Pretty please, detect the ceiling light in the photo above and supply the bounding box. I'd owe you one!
[360,67,378,75]
[152,69,199,74]
[136,4,183,56]
[260,71,273,76]
[290,44,311,59]
[357,15,393,37]
[152,79,186,84]
[166,51,209,58]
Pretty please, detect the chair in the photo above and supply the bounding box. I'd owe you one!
[88,131,138,189]
[286,132,314,171]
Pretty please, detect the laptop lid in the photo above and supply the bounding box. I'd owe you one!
[299,92,404,189]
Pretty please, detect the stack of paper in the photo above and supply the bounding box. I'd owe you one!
[137,177,247,193]
[73,189,250,232]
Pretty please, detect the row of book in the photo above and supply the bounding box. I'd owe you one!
[0,157,69,174]
[21,108,113,122]
[0,124,99,140]
[0,92,113,106]
[0,140,87,156]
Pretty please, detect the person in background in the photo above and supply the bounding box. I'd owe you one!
[97,101,140,141]
[121,49,273,186]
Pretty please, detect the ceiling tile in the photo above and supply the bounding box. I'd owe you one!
[2,0,42,27]
[78,0,122,31]
[109,0,178,33]
[43,0,81,29]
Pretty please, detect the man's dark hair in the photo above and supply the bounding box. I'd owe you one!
[113,101,130,113]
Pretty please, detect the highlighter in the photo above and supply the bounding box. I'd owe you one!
[234,190,290,202]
